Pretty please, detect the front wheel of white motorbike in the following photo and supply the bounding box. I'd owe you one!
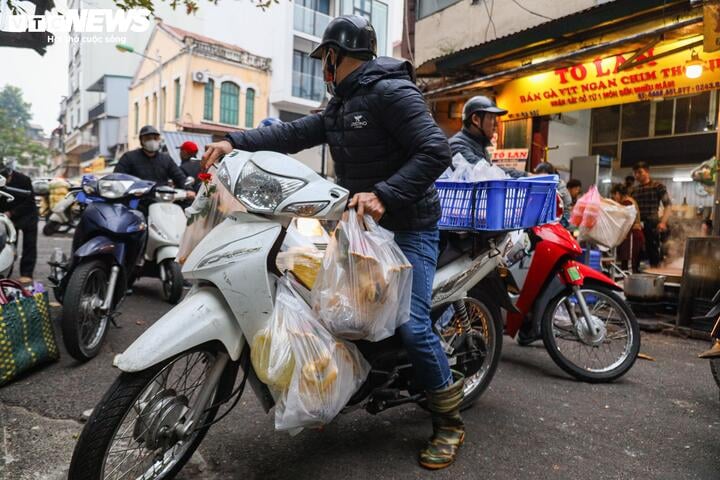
[161,259,184,305]
[68,345,233,480]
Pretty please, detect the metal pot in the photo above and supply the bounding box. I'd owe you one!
[624,274,666,300]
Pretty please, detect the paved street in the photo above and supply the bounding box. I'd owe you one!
[0,230,718,480]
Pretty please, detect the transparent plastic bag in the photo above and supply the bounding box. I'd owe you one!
[312,211,413,342]
[578,198,636,249]
[470,162,507,181]
[570,185,601,228]
[449,153,475,182]
[176,168,238,264]
[276,219,329,289]
[265,278,369,431]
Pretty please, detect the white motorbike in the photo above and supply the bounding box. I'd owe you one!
[0,176,17,278]
[43,188,82,236]
[69,150,513,479]
[142,186,189,304]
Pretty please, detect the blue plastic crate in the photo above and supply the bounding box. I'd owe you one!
[436,176,558,231]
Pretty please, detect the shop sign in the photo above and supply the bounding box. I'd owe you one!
[497,37,720,119]
[491,148,528,170]
[81,157,105,173]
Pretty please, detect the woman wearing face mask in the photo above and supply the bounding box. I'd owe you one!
[114,125,193,198]
[203,15,463,470]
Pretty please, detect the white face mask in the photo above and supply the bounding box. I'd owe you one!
[142,139,160,153]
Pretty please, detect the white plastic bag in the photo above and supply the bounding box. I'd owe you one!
[261,278,369,431]
[471,162,507,181]
[578,198,636,248]
[312,210,413,342]
[276,219,329,289]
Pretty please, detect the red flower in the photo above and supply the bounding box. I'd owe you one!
[197,172,212,183]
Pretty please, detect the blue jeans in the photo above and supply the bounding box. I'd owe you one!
[394,229,452,391]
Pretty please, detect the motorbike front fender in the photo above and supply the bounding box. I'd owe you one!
[113,286,245,372]
[74,235,126,266]
[156,245,179,264]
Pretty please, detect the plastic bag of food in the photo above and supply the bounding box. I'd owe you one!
[570,185,601,228]
[312,210,413,342]
[177,169,238,264]
[263,278,369,431]
[448,153,475,182]
[578,198,636,248]
[276,219,329,289]
[691,156,717,187]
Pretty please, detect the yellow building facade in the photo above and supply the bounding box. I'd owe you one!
[127,22,272,149]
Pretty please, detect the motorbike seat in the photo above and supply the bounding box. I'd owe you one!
[436,231,474,269]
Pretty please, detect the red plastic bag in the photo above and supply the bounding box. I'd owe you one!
[570,185,601,228]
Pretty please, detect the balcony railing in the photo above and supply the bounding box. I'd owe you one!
[292,71,325,102]
[88,101,105,119]
[293,4,331,38]
[65,130,98,154]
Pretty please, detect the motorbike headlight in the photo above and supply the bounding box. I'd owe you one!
[234,161,306,213]
[155,191,175,202]
[98,180,135,199]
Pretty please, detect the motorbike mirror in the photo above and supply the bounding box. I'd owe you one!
[184,176,195,187]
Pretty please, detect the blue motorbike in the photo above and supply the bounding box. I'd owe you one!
[50,173,156,361]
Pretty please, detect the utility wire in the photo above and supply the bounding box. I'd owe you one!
[483,0,497,41]
[510,0,554,21]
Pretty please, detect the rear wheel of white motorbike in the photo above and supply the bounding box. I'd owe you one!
[61,260,110,361]
[68,346,228,480]
[42,220,61,236]
[161,260,183,305]
[447,291,503,409]
[541,283,640,383]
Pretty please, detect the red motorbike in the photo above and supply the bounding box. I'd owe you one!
[502,223,640,382]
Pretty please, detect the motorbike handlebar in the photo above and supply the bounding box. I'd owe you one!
[4,186,32,196]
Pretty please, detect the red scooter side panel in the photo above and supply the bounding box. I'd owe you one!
[575,263,622,291]
[533,224,583,257]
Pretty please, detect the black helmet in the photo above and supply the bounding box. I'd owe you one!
[310,15,377,59]
[139,125,160,137]
[462,96,508,122]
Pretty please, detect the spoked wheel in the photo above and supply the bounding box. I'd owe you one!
[542,283,640,383]
[161,260,183,305]
[61,260,110,361]
[442,291,503,408]
[68,346,234,480]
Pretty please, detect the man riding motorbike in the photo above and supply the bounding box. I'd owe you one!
[115,125,195,200]
[449,96,506,166]
[449,96,526,178]
[203,15,463,469]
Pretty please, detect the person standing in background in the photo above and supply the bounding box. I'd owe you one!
[534,162,572,227]
[0,159,38,284]
[179,141,201,193]
[625,175,636,196]
[631,161,671,267]
[566,178,582,206]
[611,183,644,272]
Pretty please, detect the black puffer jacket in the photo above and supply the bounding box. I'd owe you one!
[448,128,492,165]
[226,57,451,231]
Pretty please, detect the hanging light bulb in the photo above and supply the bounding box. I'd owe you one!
[685,49,704,79]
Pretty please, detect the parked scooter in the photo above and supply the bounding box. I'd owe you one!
[43,187,83,236]
[68,150,512,478]
[141,185,188,304]
[504,223,641,382]
[0,175,21,278]
[50,173,157,361]
[696,289,720,392]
